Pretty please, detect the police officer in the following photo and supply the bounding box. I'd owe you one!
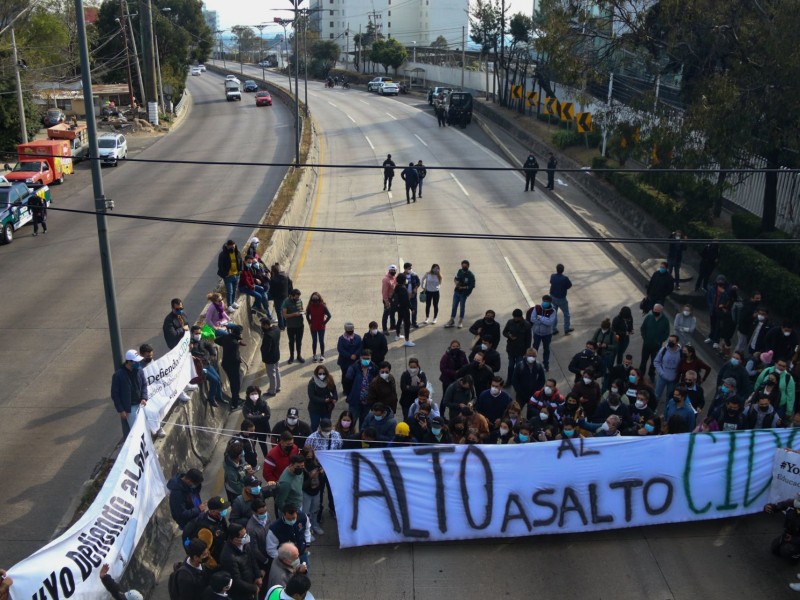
[523,153,539,192]
[546,153,558,190]
[436,102,447,127]
[382,154,395,191]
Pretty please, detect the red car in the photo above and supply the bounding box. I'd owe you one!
[255,91,272,106]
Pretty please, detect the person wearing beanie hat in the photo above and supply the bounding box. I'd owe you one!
[99,563,144,600]
[392,421,411,445]
[282,289,306,364]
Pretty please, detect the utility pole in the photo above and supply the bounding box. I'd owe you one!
[140,0,158,124]
[345,24,349,70]
[124,1,146,113]
[256,23,267,80]
[461,26,465,89]
[302,9,308,116]
[73,0,124,370]
[11,26,28,144]
[275,18,292,93]
[293,0,300,166]
[357,24,361,72]
[601,72,613,158]
[154,28,165,113]
[115,16,135,110]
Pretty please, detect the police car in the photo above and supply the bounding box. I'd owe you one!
[0,181,51,244]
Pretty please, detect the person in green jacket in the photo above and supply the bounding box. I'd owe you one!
[639,304,670,381]
[275,455,305,514]
[754,359,796,417]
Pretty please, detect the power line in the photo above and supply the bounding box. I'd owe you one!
[39,206,800,246]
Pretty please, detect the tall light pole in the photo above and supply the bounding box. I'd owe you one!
[274,18,292,93]
[293,0,300,166]
[140,0,158,123]
[10,27,28,144]
[255,23,267,80]
[73,0,124,369]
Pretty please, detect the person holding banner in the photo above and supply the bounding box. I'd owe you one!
[764,494,800,564]
[99,563,144,600]
[110,349,148,438]
[0,569,11,600]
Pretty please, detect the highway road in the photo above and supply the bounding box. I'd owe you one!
[219,62,796,599]
[0,71,294,567]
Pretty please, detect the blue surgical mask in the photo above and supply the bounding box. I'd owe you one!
[542,302,551,309]
[374,414,384,421]
[361,359,370,367]
[176,308,184,315]
[284,518,296,526]
[256,513,268,523]
[432,427,442,435]
[628,375,636,384]
[721,385,728,394]
[644,423,655,433]
[132,362,141,370]
[730,358,740,367]
[658,267,666,273]
[518,434,529,442]
[563,429,574,438]
[250,486,261,495]
[220,508,230,519]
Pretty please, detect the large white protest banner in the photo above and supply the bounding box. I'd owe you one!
[769,448,800,503]
[142,331,194,431]
[318,429,800,548]
[8,414,167,599]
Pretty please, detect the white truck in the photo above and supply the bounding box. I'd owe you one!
[225,78,242,101]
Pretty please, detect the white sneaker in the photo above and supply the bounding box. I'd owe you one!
[226,306,235,314]
[432,318,437,324]
[178,392,191,402]
[231,302,241,309]
[790,583,800,592]
[404,340,416,347]
[712,343,720,350]
[394,335,401,342]
[423,318,429,324]
[704,338,712,344]
[457,319,463,328]
[184,383,199,392]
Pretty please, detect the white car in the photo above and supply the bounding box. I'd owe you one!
[198,64,206,72]
[367,77,393,92]
[97,133,127,166]
[191,67,201,76]
[378,82,399,96]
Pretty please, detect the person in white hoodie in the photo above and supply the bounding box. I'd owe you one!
[673,304,697,337]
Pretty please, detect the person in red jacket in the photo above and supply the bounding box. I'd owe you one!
[263,431,299,483]
[305,292,332,362]
[239,257,270,316]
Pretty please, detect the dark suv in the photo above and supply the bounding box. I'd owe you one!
[446,92,473,128]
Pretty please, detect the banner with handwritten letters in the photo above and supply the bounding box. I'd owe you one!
[142,331,195,431]
[770,448,800,503]
[7,414,167,599]
[317,430,800,548]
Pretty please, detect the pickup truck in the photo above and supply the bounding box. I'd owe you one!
[225,79,242,101]
[0,182,51,244]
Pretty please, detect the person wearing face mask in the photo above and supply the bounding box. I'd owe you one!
[407,388,441,421]
[282,290,306,364]
[456,351,495,395]
[663,386,696,431]
[609,354,635,388]
[336,322,363,394]
[468,337,502,374]
[716,351,753,400]
[362,320,388,364]
[710,395,746,432]
[202,571,234,600]
[273,408,313,450]
[644,261,674,311]
[306,367,338,429]
[568,341,603,384]
[611,307,635,365]
[501,401,523,428]
[304,292,331,363]
[763,493,800,565]
[511,348,545,405]
[533,380,565,422]
[169,538,210,600]
[392,273,415,345]
[734,291,764,354]
[681,370,706,413]
[571,369,602,418]
[191,326,223,407]
[224,441,255,502]
[744,394,781,429]
[304,418,343,453]
[399,358,428,416]
[243,384,272,456]
[381,265,398,334]
[421,264,443,323]
[269,264,293,331]
[475,376,512,428]
[167,468,206,529]
[401,262,422,328]
[216,324,246,410]
[469,310,501,349]
[367,361,399,414]
[229,420,260,473]
[238,257,271,318]
[206,292,234,333]
[444,259,476,329]
[522,152,539,191]
[110,349,148,439]
[623,392,655,435]
[439,340,469,394]
[623,368,656,409]
[300,447,326,535]
[266,542,308,591]
[442,375,477,422]
[422,416,453,444]
[219,523,263,600]
[529,406,559,441]
[217,240,243,310]
[749,372,782,412]
[245,499,271,573]
[334,411,358,444]
[503,309,532,382]
[164,297,190,349]
[267,507,312,567]
[677,345,711,386]
[490,418,515,444]
[556,417,584,440]
[653,334,682,407]
[275,455,307,515]
[345,350,379,427]
[639,304,670,380]
[460,402,490,440]
[263,431,299,484]
[362,402,398,443]
[510,421,535,444]
[449,416,468,443]
[765,321,799,363]
[666,230,686,290]
[231,474,276,527]
[704,274,732,349]
[527,296,557,372]
[673,304,697,337]
[755,359,796,417]
[183,496,230,571]
[579,414,622,438]
[593,392,632,429]
[592,317,618,390]
[742,307,772,357]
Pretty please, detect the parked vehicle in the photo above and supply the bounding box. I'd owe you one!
[47,123,89,160]
[97,133,128,166]
[367,76,393,92]
[198,64,206,72]
[225,79,242,101]
[378,82,399,96]
[42,109,66,127]
[0,182,51,244]
[428,87,453,105]
[255,91,273,106]
[4,140,73,186]
[447,91,474,128]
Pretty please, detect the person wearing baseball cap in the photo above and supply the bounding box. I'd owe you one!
[381,265,398,334]
[272,408,312,449]
[336,322,363,397]
[186,496,230,570]
[110,349,148,439]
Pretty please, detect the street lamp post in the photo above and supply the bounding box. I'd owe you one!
[255,23,267,80]
[293,0,300,166]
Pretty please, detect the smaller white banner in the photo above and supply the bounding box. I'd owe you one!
[8,413,167,599]
[142,331,194,431]
[770,448,800,503]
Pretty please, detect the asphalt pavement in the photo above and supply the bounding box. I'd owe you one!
[0,71,293,567]
[150,62,796,599]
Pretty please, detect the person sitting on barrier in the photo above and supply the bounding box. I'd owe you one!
[509,420,535,444]
[206,292,233,335]
[765,494,800,564]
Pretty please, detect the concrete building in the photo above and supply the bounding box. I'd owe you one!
[203,9,218,34]
[309,0,468,61]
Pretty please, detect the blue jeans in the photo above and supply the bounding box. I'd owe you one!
[382,304,396,331]
[551,295,570,331]
[450,291,468,319]
[240,286,269,314]
[224,275,239,307]
[532,333,552,369]
[121,403,143,437]
[274,297,286,328]
[204,365,223,402]
[654,375,676,408]
[349,403,368,429]
[311,330,326,355]
[418,178,424,196]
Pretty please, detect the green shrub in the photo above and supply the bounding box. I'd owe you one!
[731,212,800,272]
[552,129,581,149]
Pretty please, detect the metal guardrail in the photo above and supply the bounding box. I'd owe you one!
[173,90,188,116]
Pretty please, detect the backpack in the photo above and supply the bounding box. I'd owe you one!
[181,515,202,550]
[167,561,184,600]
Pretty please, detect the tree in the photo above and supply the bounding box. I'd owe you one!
[369,38,406,75]
[430,35,448,49]
[309,39,339,77]
[470,0,502,100]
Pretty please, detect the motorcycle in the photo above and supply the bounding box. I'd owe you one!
[325,79,334,88]
[342,81,350,89]
[399,83,409,94]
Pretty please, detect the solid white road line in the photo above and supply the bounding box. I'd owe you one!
[347,114,356,123]
[450,172,470,197]
[327,101,337,107]
[365,136,375,150]
[414,134,428,147]
[386,112,398,120]
[503,256,534,307]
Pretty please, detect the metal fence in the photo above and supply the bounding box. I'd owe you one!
[174,90,188,116]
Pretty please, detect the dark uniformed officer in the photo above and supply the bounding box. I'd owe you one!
[523,153,539,192]
[382,154,396,191]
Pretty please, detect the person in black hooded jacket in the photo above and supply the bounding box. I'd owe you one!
[167,469,205,529]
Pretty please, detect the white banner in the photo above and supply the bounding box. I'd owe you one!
[770,448,800,503]
[142,331,194,431]
[318,430,800,548]
[8,413,167,599]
